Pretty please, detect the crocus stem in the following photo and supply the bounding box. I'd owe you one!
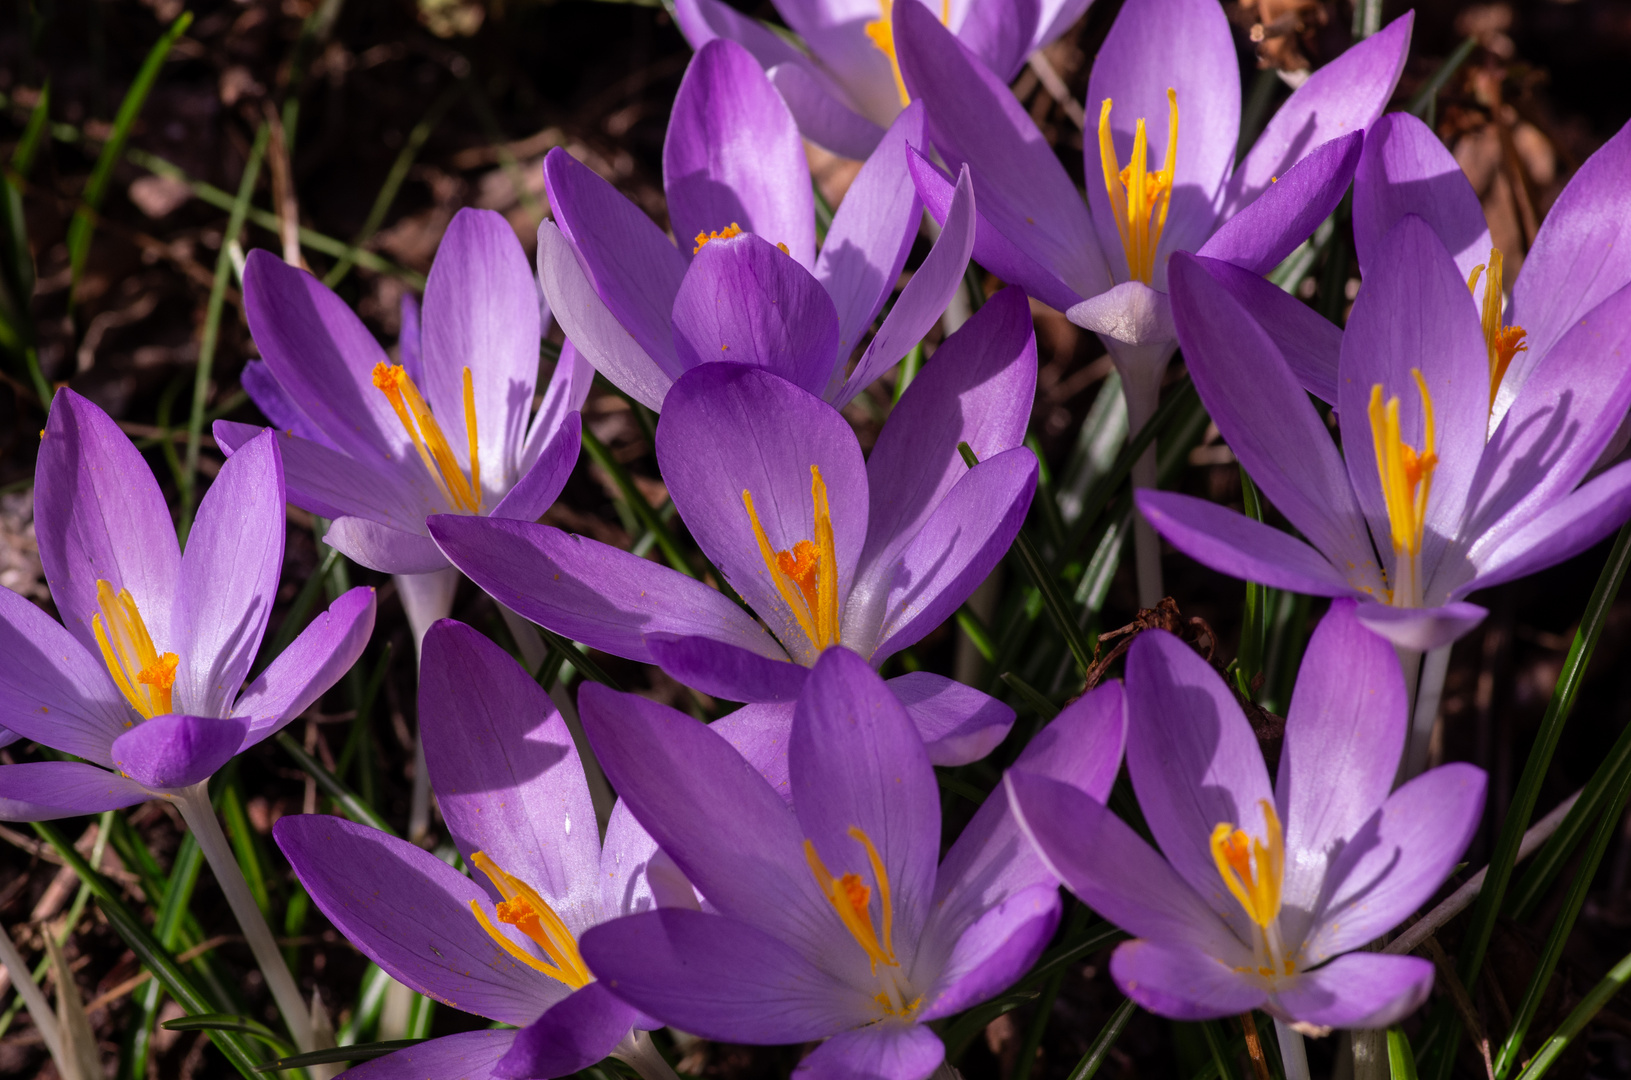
[0,921,65,1069]
[1404,644,1452,778]
[1275,1020,1311,1080]
[1119,355,1168,610]
[174,783,316,1052]
[614,1031,683,1080]
[396,567,460,844]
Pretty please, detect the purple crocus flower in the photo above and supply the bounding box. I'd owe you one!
[673,0,1094,159]
[277,620,686,1080]
[431,288,1038,764]
[574,646,1126,1080]
[1008,600,1486,1029]
[0,390,374,817]
[539,38,975,413]
[1140,215,1631,652]
[214,208,586,577]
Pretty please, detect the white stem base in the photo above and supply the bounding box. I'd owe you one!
[1274,1019,1311,1080]
[396,568,460,844]
[1404,644,1452,779]
[614,1031,683,1080]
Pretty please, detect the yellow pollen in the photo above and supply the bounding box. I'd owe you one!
[92,580,178,720]
[467,852,591,989]
[692,223,743,253]
[1209,799,1285,930]
[866,0,950,108]
[743,465,841,654]
[805,826,899,975]
[1367,368,1438,606]
[1098,90,1179,285]
[1466,247,1528,408]
[372,362,483,514]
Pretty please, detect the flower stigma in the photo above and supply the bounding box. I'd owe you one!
[866,0,950,108]
[93,580,178,722]
[1097,89,1179,285]
[468,851,592,988]
[373,362,482,514]
[1210,800,1295,981]
[805,826,922,1019]
[1466,247,1528,408]
[742,465,841,656]
[693,223,743,253]
[1367,368,1438,607]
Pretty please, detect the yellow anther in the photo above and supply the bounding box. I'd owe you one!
[866,0,951,108]
[805,826,899,975]
[1367,369,1438,607]
[372,362,482,514]
[743,465,841,654]
[1209,800,1284,930]
[692,223,743,253]
[468,852,591,989]
[1466,248,1528,407]
[92,580,177,720]
[1097,90,1179,285]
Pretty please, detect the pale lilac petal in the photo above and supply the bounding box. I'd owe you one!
[1109,939,1267,1020]
[600,798,681,919]
[1196,132,1362,276]
[212,424,426,528]
[1353,599,1488,652]
[954,0,1041,81]
[792,1022,946,1080]
[1227,12,1413,217]
[240,360,330,447]
[1085,0,1239,274]
[495,982,642,1080]
[888,673,1013,767]
[1195,257,1341,404]
[1135,490,1360,598]
[918,883,1059,1022]
[0,586,129,763]
[341,1032,517,1080]
[711,702,796,802]
[769,62,887,161]
[430,516,783,664]
[1273,953,1434,1030]
[275,814,557,1025]
[399,292,424,383]
[110,714,249,790]
[519,340,593,478]
[325,516,450,575]
[665,40,816,268]
[1035,0,1093,47]
[1066,280,1174,347]
[490,411,580,524]
[1352,111,1491,281]
[1463,458,1631,594]
[0,762,151,821]
[648,633,811,703]
[35,389,181,657]
[786,5,900,129]
[674,0,804,69]
[234,585,376,747]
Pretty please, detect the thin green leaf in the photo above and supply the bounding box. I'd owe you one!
[955,604,996,663]
[942,988,1041,1062]
[892,341,923,404]
[1068,997,1137,1080]
[1001,670,1060,720]
[163,1013,295,1055]
[254,1041,425,1072]
[1236,468,1269,694]
[276,732,396,835]
[1201,1019,1240,1080]
[1408,37,1478,120]
[1388,1028,1419,1080]
[1513,945,1631,1079]
[581,426,694,577]
[8,82,51,177]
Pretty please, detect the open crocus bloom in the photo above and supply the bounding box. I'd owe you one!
[575,646,1126,1080]
[431,289,1037,763]
[277,621,684,1080]
[215,208,587,576]
[1008,600,1486,1029]
[673,0,1094,159]
[539,38,975,413]
[1142,215,1631,652]
[0,391,374,818]
[894,0,1409,425]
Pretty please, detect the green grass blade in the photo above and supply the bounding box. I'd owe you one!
[580,426,693,577]
[1236,468,1269,693]
[9,81,51,177]
[1408,37,1478,119]
[1388,1027,1420,1080]
[1000,670,1060,720]
[255,1040,425,1072]
[1068,997,1137,1080]
[1513,945,1631,1079]
[276,732,396,835]
[163,1013,295,1055]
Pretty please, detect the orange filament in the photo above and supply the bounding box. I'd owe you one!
[1209,800,1285,930]
[372,362,482,514]
[866,0,951,108]
[743,465,840,654]
[805,826,899,975]
[92,580,177,721]
[1097,90,1179,285]
[692,223,743,253]
[1368,369,1438,606]
[1466,248,1528,407]
[468,852,591,988]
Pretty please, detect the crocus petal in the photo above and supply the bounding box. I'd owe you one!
[1126,628,1276,940]
[1066,281,1174,346]
[234,585,376,748]
[578,908,867,1043]
[35,389,181,657]
[0,586,129,763]
[0,761,151,821]
[419,208,541,493]
[542,150,687,384]
[577,684,834,953]
[275,814,558,1025]
[1135,490,1359,598]
[325,516,451,575]
[792,1022,947,1080]
[655,365,867,664]
[399,292,424,383]
[1194,257,1341,404]
[240,359,331,447]
[1302,763,1485,962]
[777,5,898,129]
[665,39,816,269]
[1109,939,1267,1020]
[110,714,250,790]
[1467,459,1631,594]
[1227,12,1412,217]
[1273,953,1434,1030]
[888,673,1014,767]
[791,648,940,972]
[674,0,805,70]
[212,424,426,529]
[1196,132,1362,276]
[712,702,796,801]
[536,218,673,411]
[495,982,643,1080]
[1352,598,1488,652]
[954,0,1041,81]
[1352,112,1491,281]
[647,633,811,704]
[895,2,1109,303]
[836,167,977,407]
[768,62,887,161]
[490,411,581,525]
[918,883,1060,1022]
[1274,599,1406,948]
[518,340,592,479]
[171,429,283,718]
[600,798,683,919]
[341,1031,517,1080]
[670,235,842,396]
[1167,253,1380,586]
[1084,0,1240,275]
[420,620,602,919]
[430,517,783,664]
